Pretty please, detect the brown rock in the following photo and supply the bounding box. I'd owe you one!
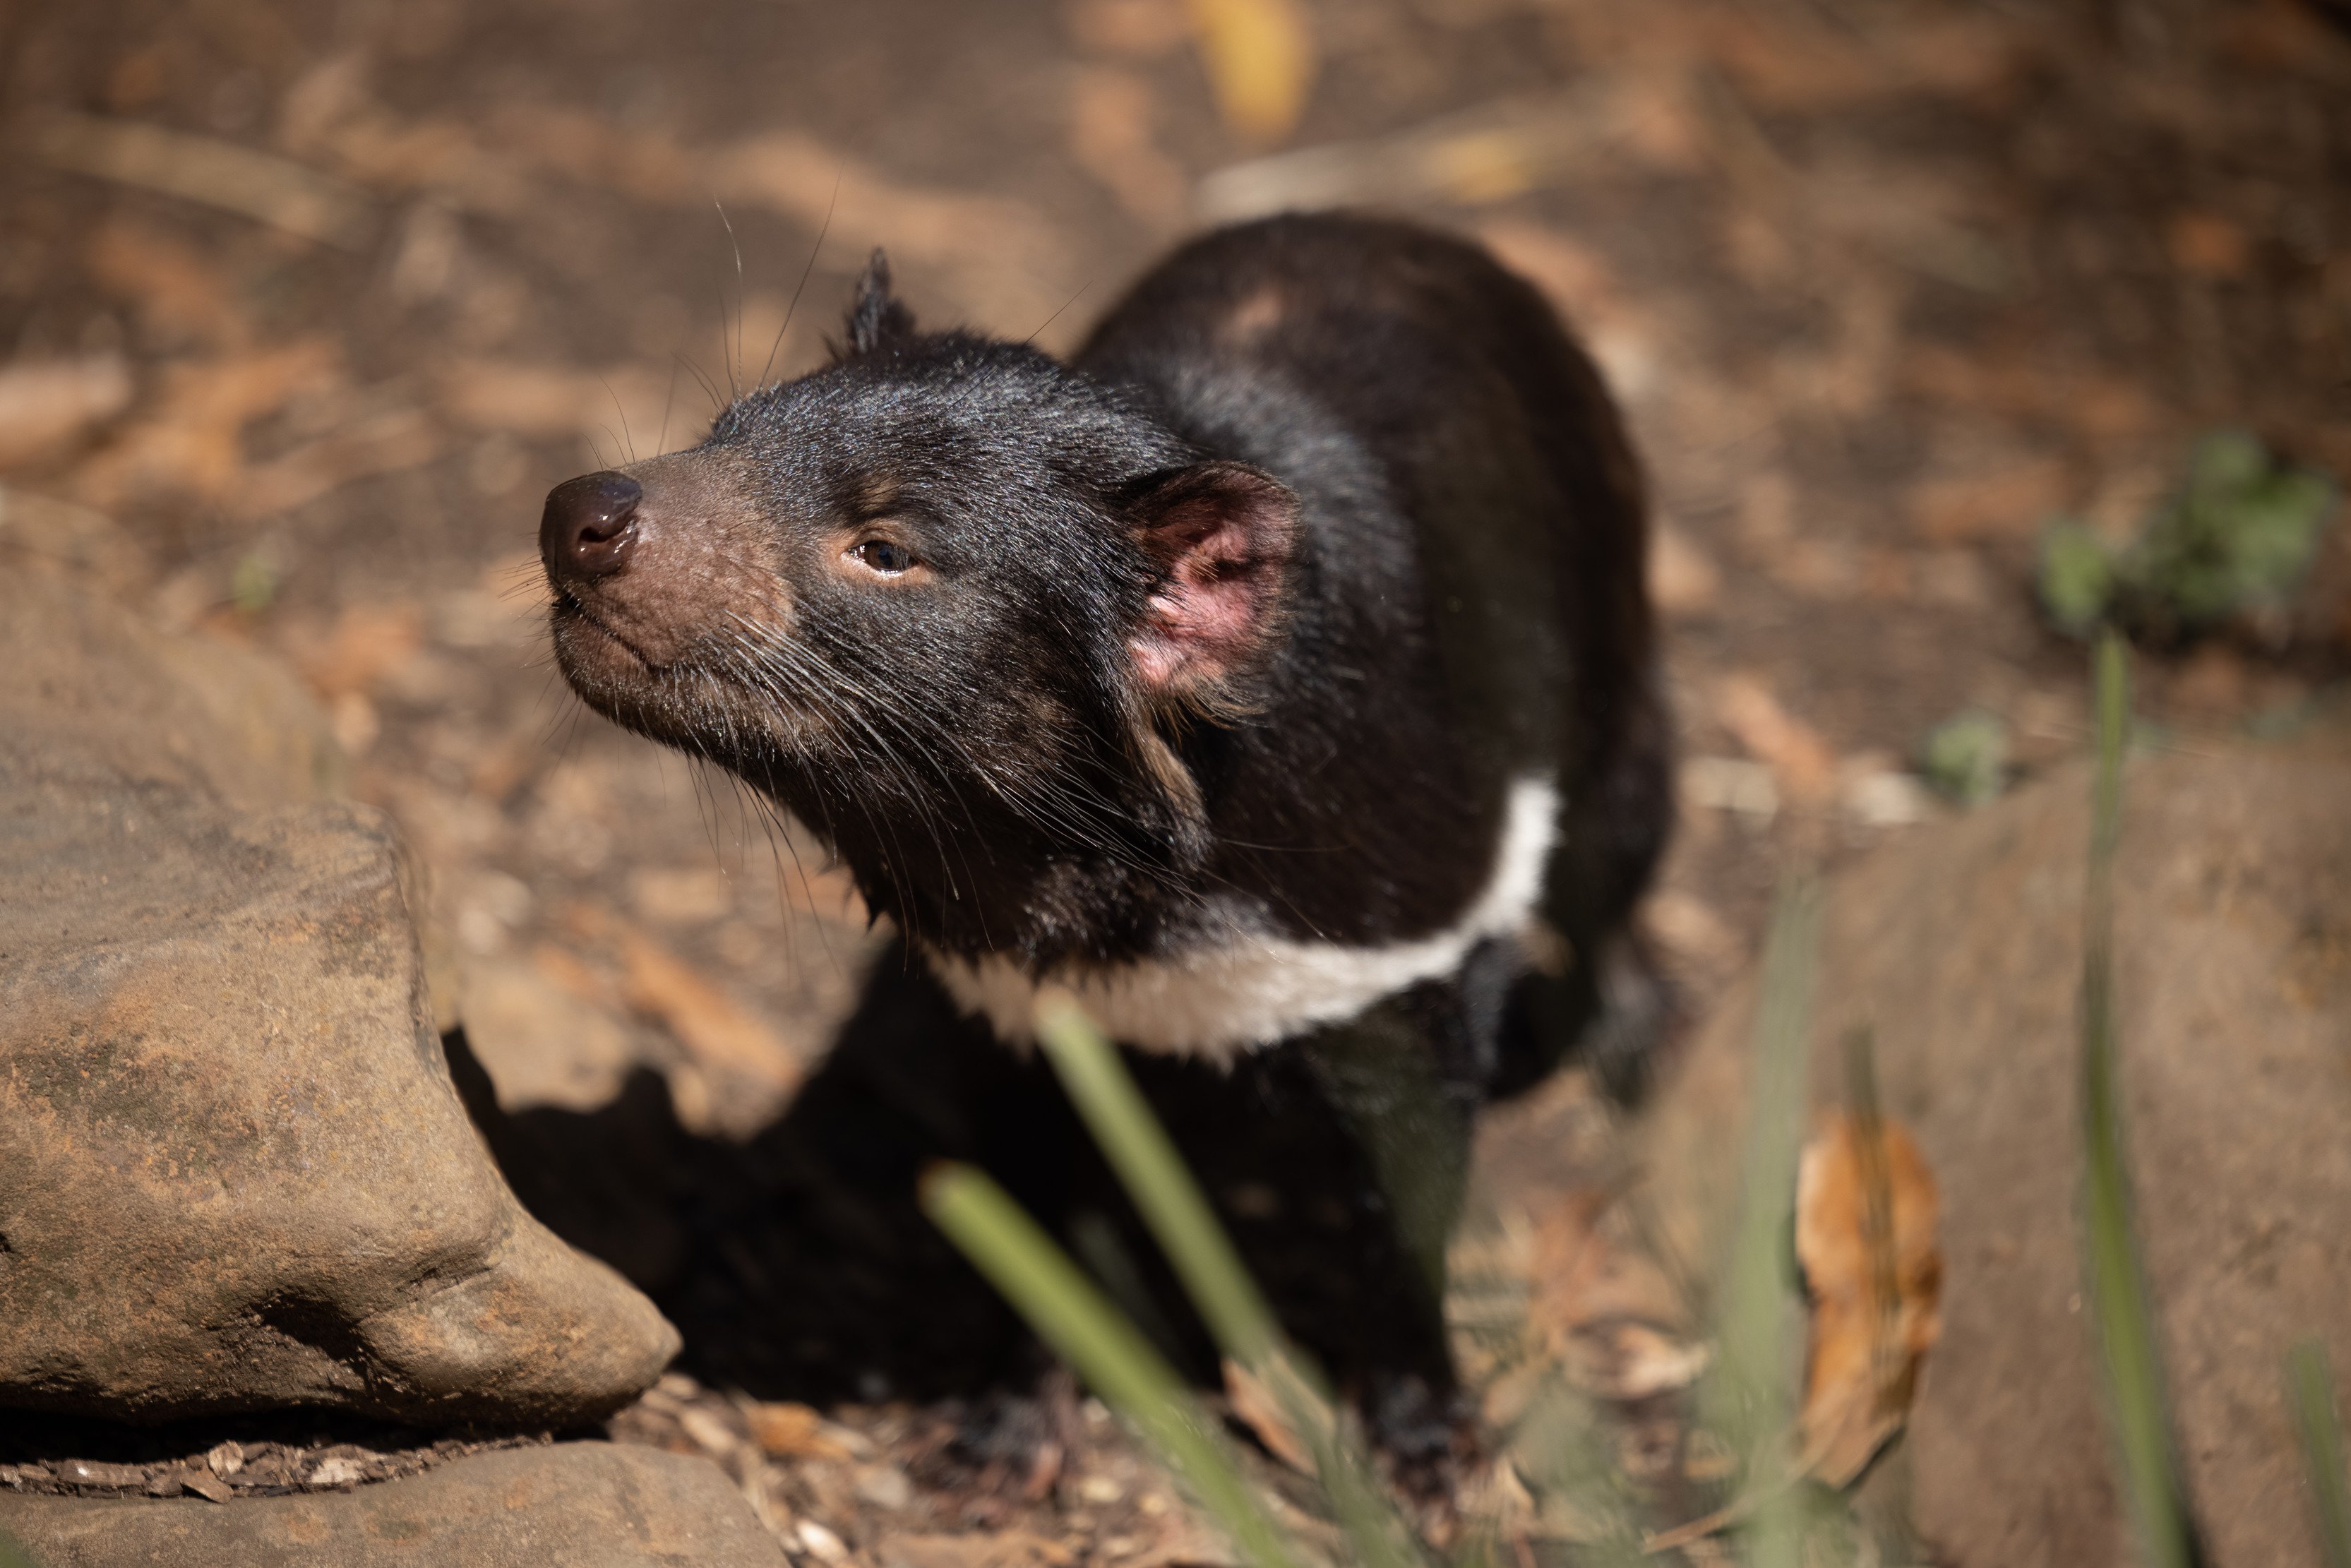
[1639,724,2351,1567]
[0,575,678,1425]
[0,1442,789,1566]
[2,567,345,810]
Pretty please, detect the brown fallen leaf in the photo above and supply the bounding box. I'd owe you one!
[1905,457,2069,544]
[676,1404,745,1459]
[1223,1358,1315,1473]
[287,600,425,700]
[1793,1110,1942,1486]
[239,407,444,519]
[1477,220,1620,318]
[86,219,250,349]
[743,1399,862,1461]
[0,356,134,470]
[1557,1319,1712,1403]
[878,1531,1075,1568]
[1067,0,1193,57]
[435,359,671,447]
[1069,67,1191,229]
[39,112,374,249]
[1713,674,1838,807]
[1524,1185,1687,1346]
[707,131,1065,282]
[73,340,341,508]
[0,487,150,592]
[1647,522,1722,616]
[1898,345,2153,441]
[618,928,806,1097]
[2166,210,2252,281]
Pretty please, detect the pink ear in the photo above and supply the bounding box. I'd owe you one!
[1126,462,1299,703]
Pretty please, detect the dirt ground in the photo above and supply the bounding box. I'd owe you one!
[3,0,2348,1559]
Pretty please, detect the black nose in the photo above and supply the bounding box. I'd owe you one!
[541,471,642,579]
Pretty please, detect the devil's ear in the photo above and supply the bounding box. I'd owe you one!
[846,249,916,356]
[1125,462,1300,709]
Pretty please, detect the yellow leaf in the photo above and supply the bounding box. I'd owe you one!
[1186,0,1316,146]
[1793,1111,1944,1486]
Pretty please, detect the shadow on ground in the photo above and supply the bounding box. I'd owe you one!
[450,947,1460,1449]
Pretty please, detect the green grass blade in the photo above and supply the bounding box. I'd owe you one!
[1033,997,1429,1568]
[1709,876,1822,1567]
[1704,877,1820,1465]
[919,1161,1304,1568]
[2287,1340,2351,1568]
[2078,630,2205,1568]
[1035,993,1284,1370]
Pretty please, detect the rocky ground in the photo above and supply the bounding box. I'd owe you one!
[3,0,2349,1563]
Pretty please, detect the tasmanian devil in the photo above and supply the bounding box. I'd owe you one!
[537,213,1669,1362]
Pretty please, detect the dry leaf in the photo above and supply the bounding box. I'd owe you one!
[1187,0,1316,146]
[2165,210,2251,281]
[1477,221,1620,320]
[87,219,249,349]
[1898,345,2153,441]
[1068,68,1190,229]
[288,600,424,700]
[1793,1111,1943,1486]
[1222,1358,1315,1473]
[40,112,373,249]
[616,926,805,1097]
[1648,522,1722,616]
[1713,674,1838,806]
[708,131,1064,280]
[745,1400,861,1461]
[1557,1320,1711,1402]
[1066,0,1193,57]
[0,356,133,470]
[1518,1184,1709,1404]
[0,487,150,592]
[74,340,340,507]
[435,359,669,446]
[239,406,443,519]
[1905,457,2069,544]
[879,1531,1075,1568]
[676,1404,744,1458]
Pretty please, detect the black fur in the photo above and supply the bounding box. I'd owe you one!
[542,212,1670,1094]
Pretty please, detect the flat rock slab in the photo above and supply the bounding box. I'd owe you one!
[0,576,678,1425]
[0,1441,789,1567]
[1639,722,2351,1567]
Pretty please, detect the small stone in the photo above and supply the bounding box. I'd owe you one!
[308,1456,366,1488]
[140,1470,186,1497]
[184,1472,233,1504]
[852,1462,911,1512]
[796,1519,850,1563]
[54,1459,144,1490]
[205,1441,246,1477]
[677,1406,741,1458]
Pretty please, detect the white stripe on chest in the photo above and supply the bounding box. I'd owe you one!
[923,776,1560,1060]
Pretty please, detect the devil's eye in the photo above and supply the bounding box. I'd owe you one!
[851,539,917,575]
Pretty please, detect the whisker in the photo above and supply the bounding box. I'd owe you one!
[599,374,636,464]
[713,199,746,402]
[760,172,840,391]
[1023,280,1092,347]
